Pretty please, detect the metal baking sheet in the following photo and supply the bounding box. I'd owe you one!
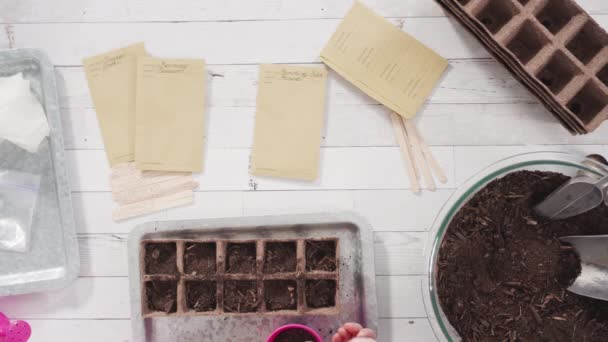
[128,212,378,342]
[0,49,79,296]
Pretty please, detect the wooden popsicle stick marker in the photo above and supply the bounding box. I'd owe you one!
[402,117,436,191]
[402,119,448,184]
[390,112,420,193]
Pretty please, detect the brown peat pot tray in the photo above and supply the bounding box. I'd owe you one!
[436,170,608,341]
[141,238,339,316]
[436,0,608,134]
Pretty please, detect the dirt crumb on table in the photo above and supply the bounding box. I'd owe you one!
[437,170,608,341]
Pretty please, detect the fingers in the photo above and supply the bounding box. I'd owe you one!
[357,328,377,338]
[343,322,363,335]
[332,333,343,342]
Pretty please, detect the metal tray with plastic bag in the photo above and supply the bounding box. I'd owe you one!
[0,48,79,296]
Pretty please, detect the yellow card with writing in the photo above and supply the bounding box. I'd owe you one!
[321,2,448,118]
[135,57,206,172]
[83,42,146,166]
[251,64,328,181]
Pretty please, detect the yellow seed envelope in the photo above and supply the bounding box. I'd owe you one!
[135,57,206,172]
[83,42,146,166]
[251,64,328,181]
[321,2,448,118]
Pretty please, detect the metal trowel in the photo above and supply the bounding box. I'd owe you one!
[534,155,608,301]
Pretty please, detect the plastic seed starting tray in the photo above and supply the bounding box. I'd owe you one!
[437,0,608,134]
[128,213,378,342]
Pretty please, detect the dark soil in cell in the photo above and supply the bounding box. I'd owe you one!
[264,242,297,273]
[306,279,336,309]
[224,281,258,313]
[437,171,608,341]
[146,280,178,314]
[274,328,317,342]
[145,242,178,275]
[184,242,217,276]
[265,280,297,311]
[186,281,217,312]
[305,240,337,272]
[225,242,257,274]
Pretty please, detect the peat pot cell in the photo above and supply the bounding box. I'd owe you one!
[225,242,257,274]
[535,0,580,34]
[475,0,519,34]
[184,242,217,276]
[186,281,217,312]
[567,21,608,65]
[264,280,298,311]
[305,240,337,272]
[598,64,608,87]
[224,281,259,313]
[506,20,549,65]
[305,279,337,309]
[145,280,178,314]
[264,241,297,274]
[144,242,177,275]
[567,81,608,124]
[536,51,581,95]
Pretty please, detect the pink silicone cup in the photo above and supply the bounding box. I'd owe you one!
[267,324,322,342]
[0,313,31,342]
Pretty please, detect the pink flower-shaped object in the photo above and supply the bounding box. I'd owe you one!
[0,313,31,342]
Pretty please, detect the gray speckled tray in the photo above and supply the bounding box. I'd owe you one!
[128,212,378,342]
[0,49,79,296]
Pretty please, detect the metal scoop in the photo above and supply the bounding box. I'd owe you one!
[534,175,608,220]
[560,235,608,301]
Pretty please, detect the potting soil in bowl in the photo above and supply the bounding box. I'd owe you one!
[437,171,608,341]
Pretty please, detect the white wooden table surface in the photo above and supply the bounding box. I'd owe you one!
[1,1,607,341]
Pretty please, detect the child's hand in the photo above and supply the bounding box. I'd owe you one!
[332,322,376,342]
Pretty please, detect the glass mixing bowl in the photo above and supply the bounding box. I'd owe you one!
[422,152,608,341]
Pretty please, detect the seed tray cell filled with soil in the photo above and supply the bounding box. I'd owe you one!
[145,280,178,314]
[264,280,297,311]
[263,241,297,274]
[225,242,257,274]
[224,280,259,313]
[186,281,217,312]
[184,242,217,276]
[144,242,178,275]
[305,279,337,309]
[436,170,608,341]
[305,240,337,272]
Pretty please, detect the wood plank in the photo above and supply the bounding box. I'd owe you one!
[25,318,437,342]
[0,276,427,319]
[454,145,608,186]
[1,0,605,23]
[77,231,428,277]
[27,320,131,342]
[67,147,455,192]
[0,18,507,65]
[56,60,537,110]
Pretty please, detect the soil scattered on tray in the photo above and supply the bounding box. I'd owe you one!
[264,280,297,311]
[146,280,177,313]
[145,242,178,275]
[224,281,258,313]
[226,242,257,274]
[186,281,217,312]
[305,240,337,272]
[264,242,297,273]
[437,171,608,341]
[306,279,336,309]
[184,242,217,276]
[275,328,317,342]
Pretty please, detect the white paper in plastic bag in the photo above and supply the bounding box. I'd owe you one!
[0,73,50,153]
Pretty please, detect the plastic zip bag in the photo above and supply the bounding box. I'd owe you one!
[0,169,41,253]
